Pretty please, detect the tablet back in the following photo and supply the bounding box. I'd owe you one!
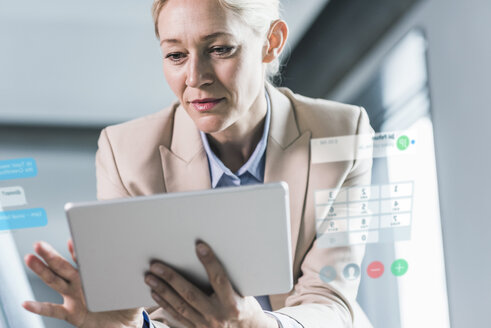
[66,182,292,312]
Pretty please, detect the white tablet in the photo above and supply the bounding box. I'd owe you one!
[65,182,293,312]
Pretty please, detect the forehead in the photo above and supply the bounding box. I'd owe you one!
[158,0,249,43]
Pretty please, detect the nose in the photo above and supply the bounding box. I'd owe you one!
[185,55,214,88]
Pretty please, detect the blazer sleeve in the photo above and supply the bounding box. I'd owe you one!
[95,128,131,200]
[275,107,374,328]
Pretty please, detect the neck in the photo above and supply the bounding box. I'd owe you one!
[207,89,268,172]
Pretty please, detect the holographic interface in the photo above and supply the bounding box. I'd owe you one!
[0,158,47,231]
[316,181,414,248]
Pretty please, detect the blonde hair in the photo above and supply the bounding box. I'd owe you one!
[151,0,283,81]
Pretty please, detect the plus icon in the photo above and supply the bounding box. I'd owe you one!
[391,259,408,276]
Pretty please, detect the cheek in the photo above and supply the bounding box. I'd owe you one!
[215,60,242,88]
[216,55,261,93]
[237,45,266,83]
[235,49,266,94]
[163,64,186,99]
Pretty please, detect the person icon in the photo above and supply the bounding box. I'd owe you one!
[342,263,361,281]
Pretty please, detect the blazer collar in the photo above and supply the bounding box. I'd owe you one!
[265,83,302,149]
[170,103,204,163]
[159,104,211,192]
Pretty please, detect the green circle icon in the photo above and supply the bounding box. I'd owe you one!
[391,259,408,276]
[397,135,410,151]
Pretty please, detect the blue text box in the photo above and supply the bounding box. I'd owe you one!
[0,158,38,181]
[0,208,47,231]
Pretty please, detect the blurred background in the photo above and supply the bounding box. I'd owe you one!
[1,0,490,327]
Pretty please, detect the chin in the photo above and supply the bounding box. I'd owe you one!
[194,117,228,134]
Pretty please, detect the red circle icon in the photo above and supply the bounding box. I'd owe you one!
[367,261,384,279]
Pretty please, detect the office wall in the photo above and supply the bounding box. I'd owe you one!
[0,0,172,126]
[329,0,491,326]
[425,2,491,324]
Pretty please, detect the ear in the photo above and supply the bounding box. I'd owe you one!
[263,19,288,63]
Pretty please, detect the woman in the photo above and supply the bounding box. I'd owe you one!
[23,0,373,327]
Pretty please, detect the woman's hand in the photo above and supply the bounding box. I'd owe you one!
[23,240,143,328]
[145,241,279,328]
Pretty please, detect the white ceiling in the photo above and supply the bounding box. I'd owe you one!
[0,0,329,126]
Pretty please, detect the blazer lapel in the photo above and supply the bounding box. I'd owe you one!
[264,84,311,261]
[159,104,211,193]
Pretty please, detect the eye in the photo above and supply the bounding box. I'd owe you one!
[210,46,235,56]
[165,52,187,64]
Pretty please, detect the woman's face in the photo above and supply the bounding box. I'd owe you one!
[157,0,268,135]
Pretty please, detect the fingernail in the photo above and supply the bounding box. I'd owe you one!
[151,263,166,275]
[197,243,209,256]
[38,241,48,251]
[23,301,40,312]
[146,276,158,288]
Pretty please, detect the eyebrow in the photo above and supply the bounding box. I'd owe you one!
[160,32,234,46]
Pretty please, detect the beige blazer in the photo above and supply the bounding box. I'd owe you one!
[95,84,373,328]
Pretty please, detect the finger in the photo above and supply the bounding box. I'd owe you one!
[67,239,77,265]
[25,254,70,294]
[150,291,196,328]
[148,262,215,316]
[22,301,68,321]
[34,241,78,282]
[145,274,208,327]
[196,242,237,309]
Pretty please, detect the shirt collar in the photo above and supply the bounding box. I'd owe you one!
[200,89,271,188]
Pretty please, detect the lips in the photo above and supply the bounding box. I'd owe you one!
[190,98,224,112]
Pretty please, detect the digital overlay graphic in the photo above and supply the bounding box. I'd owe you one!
[0,158,48,231]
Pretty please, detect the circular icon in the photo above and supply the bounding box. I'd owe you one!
[391,259,409,277]
[397,135,410,151]
[320,266,337,283]
[342,263,360,281]
[367,261,385,279]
